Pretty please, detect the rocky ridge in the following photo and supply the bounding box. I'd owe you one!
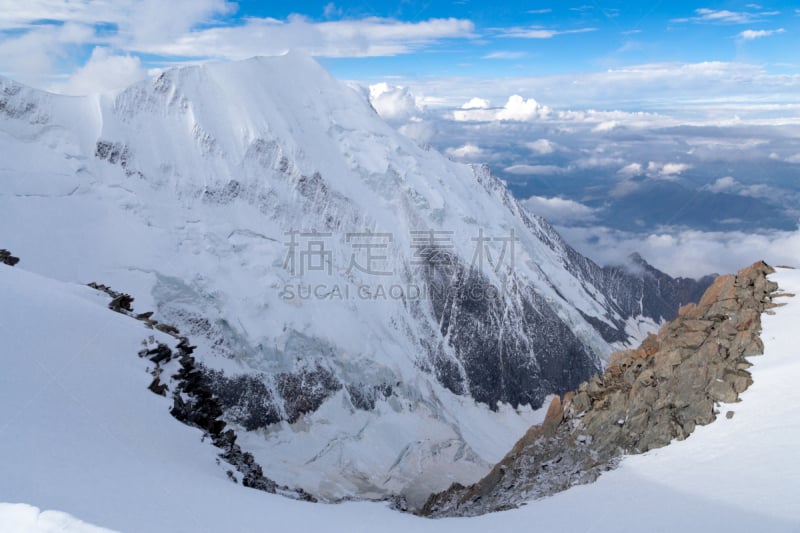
[86,282,314,502]
[0,249,19,266]
[421,261,781,517]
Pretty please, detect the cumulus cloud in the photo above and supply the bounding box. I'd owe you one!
[526,139,557,154]
[454,95,550,121]
[445,143,485,160]
[706,176,738,193]
[61,47,147,95]
[738,28,785,40]
[605,161,690,195]
[498,95,551,120]
[646,161,692,178]
[461,97,491,109]
[617,162,644,178]
[368,82,422,120]
[702,176,777,198]
[522,196,597,224]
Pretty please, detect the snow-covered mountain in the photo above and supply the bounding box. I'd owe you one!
[0,52,709,502]
[1,262,797,532]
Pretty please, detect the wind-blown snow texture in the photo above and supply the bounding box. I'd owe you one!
[0,53,709,500]
[0,263,796,532]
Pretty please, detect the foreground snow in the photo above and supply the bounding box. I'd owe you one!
[0,503,115,533]
[1,263,798,532]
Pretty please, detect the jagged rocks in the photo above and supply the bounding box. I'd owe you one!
[421,261,779,517]
[0,249,19,266]
[276,366,341,423]
[89,281,314,501]
[203,371,281,431]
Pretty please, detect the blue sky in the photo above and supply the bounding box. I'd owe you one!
[0,1,798,94]
[312,1,800,79]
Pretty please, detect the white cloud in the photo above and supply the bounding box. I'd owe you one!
[499,27,596,39]
[504,164,565,175]
[60,47,146,95]
[694,8,754,23]
[445,143,485,159]
[617,162,644,178]
[646,161,691,178]
[575,156,626,169]
[607,161,691,194]
[592,121,619,132]
[461,97,491,109]
[661,162,692,176]
[482,51,526,59]
[706,176,738,192]
[323,3,342,19]
[146,16,476,59]
[674,8,775,25]
[526,139,556,154]
[392,61,800,125]
[0,0,234,35]
[522,196,597,224]
[497,95,550,120]
[610,179,641,197]
[738,28,785,40]
[398,121,435,145]
[559,226,800,278]
[453,94,550,122]
[702,176,776,198]
[0,22,93,88]
[368,82,422,120]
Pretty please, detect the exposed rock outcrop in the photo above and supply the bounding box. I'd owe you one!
[89,281,315,501]
[421,261,780,517]
[0,249,20,266]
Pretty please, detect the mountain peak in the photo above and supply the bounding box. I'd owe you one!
[0,54,712,503]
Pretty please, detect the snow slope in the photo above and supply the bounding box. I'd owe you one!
[0,53,714,501]
[1,263,797,532]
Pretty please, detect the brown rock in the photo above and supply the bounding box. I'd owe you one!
[708,379,737,403]
[420,261,779,518]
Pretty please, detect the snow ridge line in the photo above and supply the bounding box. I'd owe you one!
[86,282,316,503]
